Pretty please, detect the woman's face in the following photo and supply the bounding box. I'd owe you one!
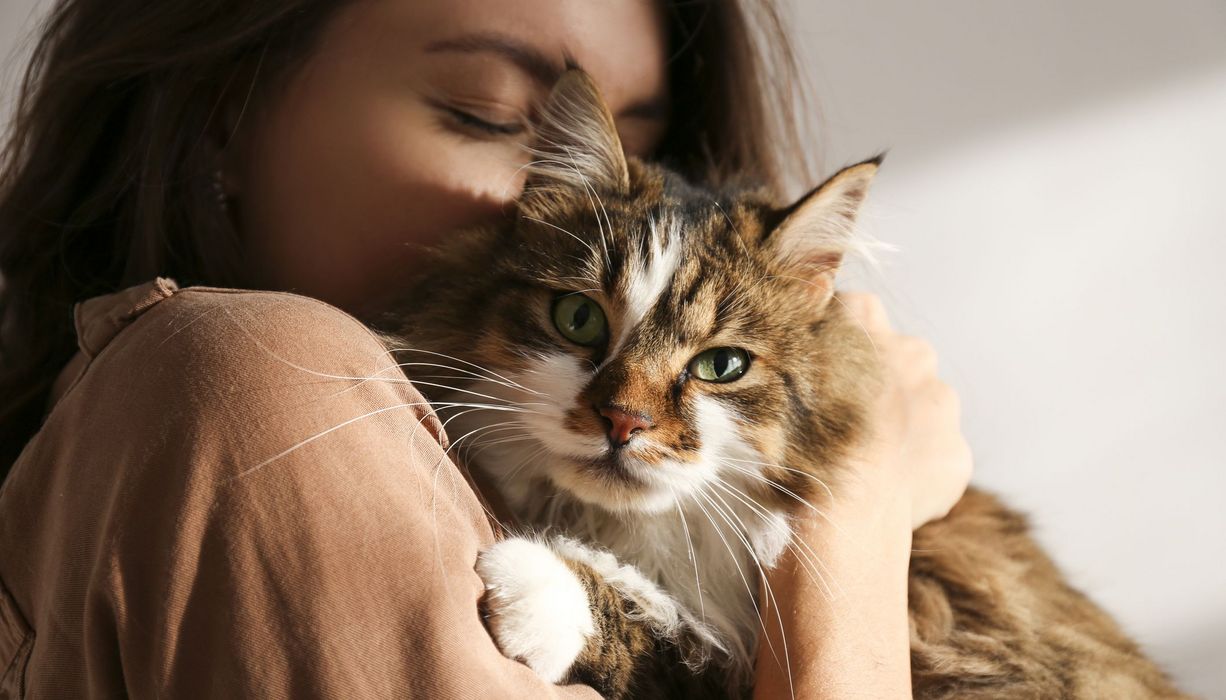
[228,0,669,315]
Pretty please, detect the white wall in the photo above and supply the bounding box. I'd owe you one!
[789,1,1226,697]
[0,0,42,126]
[3,0,1224,696]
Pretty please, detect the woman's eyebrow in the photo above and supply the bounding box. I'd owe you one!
[425,31,668,124]
[425,31,563,86]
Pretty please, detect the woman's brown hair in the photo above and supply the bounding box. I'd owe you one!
[0,0,814,477]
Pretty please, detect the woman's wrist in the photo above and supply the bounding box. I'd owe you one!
[754,481,914,699]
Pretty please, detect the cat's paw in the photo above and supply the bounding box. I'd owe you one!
[475,537,596,683]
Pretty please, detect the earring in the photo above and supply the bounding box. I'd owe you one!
[212,169,230,214]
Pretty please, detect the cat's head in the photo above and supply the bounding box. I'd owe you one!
[397,70,881,515]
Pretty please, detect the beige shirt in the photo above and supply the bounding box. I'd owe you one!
[0,279,599,699]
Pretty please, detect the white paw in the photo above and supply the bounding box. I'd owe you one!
[475,538,595,683]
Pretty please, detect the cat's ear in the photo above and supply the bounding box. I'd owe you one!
[518,68,630,220]
[763,155,882,306]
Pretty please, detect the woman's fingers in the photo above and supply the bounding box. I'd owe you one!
[839,292,892,334]
[833,291,974,530]
[896,334,939,378]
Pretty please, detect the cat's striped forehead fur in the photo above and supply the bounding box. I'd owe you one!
[387,70,881,516]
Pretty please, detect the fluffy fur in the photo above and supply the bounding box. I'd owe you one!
[377,71,1190,699]
[475,537,597,683]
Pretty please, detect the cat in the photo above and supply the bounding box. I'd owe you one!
[375,70,1190,699]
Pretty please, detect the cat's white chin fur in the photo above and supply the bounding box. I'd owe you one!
[475,537,595,683]
[546,465,677,514]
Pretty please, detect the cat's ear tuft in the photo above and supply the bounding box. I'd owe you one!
[519,69,630,220]
[763,155,882,306]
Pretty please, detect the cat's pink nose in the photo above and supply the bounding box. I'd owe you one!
[597,406,654,448]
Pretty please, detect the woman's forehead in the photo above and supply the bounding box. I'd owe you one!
[404,0,669,120]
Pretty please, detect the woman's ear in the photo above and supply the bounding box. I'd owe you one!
[518,68,630,220]
[763,155,883,306]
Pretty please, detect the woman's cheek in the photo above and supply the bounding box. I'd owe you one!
[383,132,525,238]
[312,109,527,311]
[241,105,507,311]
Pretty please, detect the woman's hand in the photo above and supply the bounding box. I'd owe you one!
[838,291,973,529]
[753,292,973,699]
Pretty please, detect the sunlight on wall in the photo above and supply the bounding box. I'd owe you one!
[794,2,1226,694]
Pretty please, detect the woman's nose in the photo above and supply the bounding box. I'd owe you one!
[596,405,655,448]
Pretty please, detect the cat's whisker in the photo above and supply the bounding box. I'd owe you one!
[714,461,848,598]
[424,416,525,543]
[430,403,538,418]
[711,199,765,284]
[702,208,777,320]
[433,416,541,534]
[234,390,516,485]
[521,215,600,263]
[429,401,529,412]
[443,419,522,467]
[501,156,562,201]
[708,477,841,602]
[505,150,615,279]
[465,434,537,464]
[411,380,547,413]
[585,168,615,251]
[526,148,614,270]
[712,477,842,601]
[691,488,794,699]
[718,455,837,506]
[407,378,552,414]
[669,487,707,625]
[462,425,536,463]
[397,373,536,395]
[687,489,774,667]
[429,386,546,415]
[581,180,614,271]
[426,375,546,407]
[385,347,545,396]
[385,360,535,393]
[554,274,604,288]
[457,420,530,443]
[308,366,550,426]
[701,490,807,698]
[232,399,440,482]
[716,460,829,510]
[826,292,882,358]
[556,145,615,271]
[493,442,551,488]
[219,307,426,398]
[717,460,847,539]
[240,343,524,402]
[701,487,798,700]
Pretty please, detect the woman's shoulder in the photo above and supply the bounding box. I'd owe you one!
[49,280,443,473]
[89,281,392,386]
[131,282,388,362]
[1,285,512,700]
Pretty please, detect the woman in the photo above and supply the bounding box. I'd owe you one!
[0,0,971,697]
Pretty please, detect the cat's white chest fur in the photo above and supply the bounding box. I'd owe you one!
[497,471,793,669]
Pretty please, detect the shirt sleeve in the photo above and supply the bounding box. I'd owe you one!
[97,289,600,699]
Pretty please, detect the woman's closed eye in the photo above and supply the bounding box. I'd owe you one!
[435,101,525,138]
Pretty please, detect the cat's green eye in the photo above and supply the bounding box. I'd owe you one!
[689,347,750,383]
[552,294,608,346]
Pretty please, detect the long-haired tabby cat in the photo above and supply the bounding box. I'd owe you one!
[375,70,1189,699]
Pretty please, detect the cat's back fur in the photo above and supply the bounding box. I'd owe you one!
[910,488,1188,698]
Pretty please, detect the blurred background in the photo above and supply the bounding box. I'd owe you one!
[4,0,1224,696]
[786,1,1226,697]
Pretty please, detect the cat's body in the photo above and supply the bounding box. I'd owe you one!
[377,71,1189,698]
